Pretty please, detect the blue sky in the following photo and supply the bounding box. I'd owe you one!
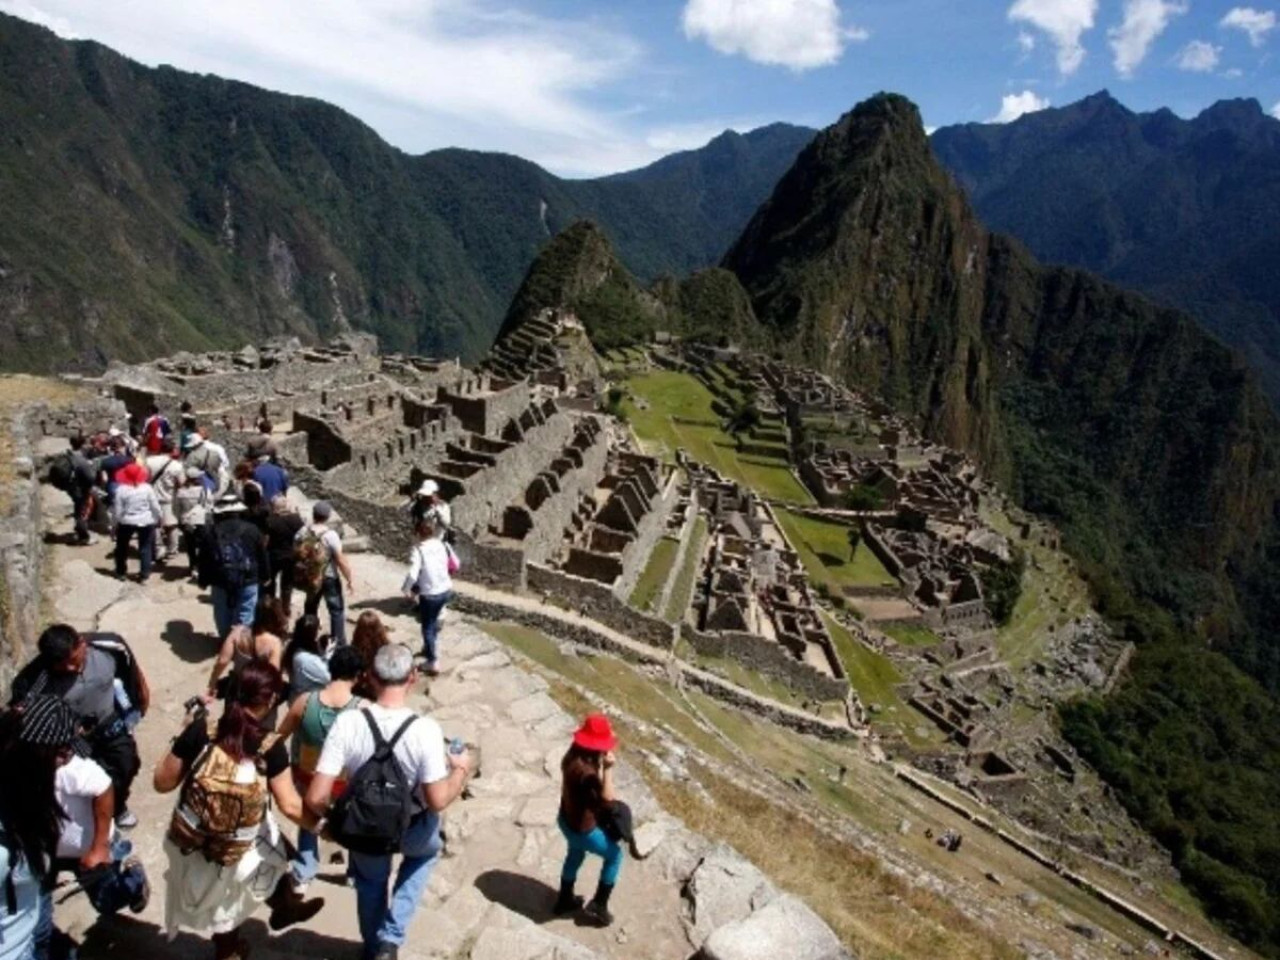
[3,0,1278,175]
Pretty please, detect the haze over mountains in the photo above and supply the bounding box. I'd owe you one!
[0,12,811,371]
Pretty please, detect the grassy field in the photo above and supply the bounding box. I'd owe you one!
[621,370,812,503]
[774,508,895,594]
[629,537,679,612]
[663,516,707,622]
[881,622,941,648]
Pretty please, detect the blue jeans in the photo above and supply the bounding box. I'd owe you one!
[305,577,345,645]
[72,837,145,916]
[417,591,453,666]
[291,827,320,887]
[114,524,155,580]
[348,812,442,954]
[558,814,623,887]
[211,583,259,639]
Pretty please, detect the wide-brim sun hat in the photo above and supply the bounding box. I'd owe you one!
[417,479,439,497]
[213,493,246,514]
[572,713,618,753]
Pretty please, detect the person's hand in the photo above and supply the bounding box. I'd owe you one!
[79,844,111,873]
[447,749,472,777]
[602,751,616,770]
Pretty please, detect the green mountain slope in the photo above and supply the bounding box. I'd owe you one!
[0,13,812,371]
[723,93,1280,953]
[931,91,1280,406]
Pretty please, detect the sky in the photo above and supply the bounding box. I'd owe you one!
[3,0,1279,177]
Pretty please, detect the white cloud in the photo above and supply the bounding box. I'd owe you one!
[1272,100,1280,118]
[1223,66,1245,77]
[1109,0,1187,77]
[991,90,1051,123]
[1008,0,1098,74]
[0,0,717,176]
[1017,31,1037,53]
[1176,39,1222,71]
[681,0,868,71]
[1220,7,1277,46]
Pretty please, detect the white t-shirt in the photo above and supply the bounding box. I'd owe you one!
[55,756,114,859]
[315,703,447,788]
[403,539,452,597]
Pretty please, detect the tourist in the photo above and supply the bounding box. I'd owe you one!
[38,695,150,933]
[111,461,162,582]
[205,601,285,702]
[265,495,304,616]
[153,662,324,959]
[0,699,66,960]
[245,419,278,462]
[145,436,185,562]
[10,625,149,830]
[184,430,229,498]
[408,480,451,537]
[95,435,133,516]
[556,714,626,926]
[62,434,98,545]
[141,403,172,455]
[241,483,270,535]
[305,644,470,960]
[350,611,390,699]
[177,402,198,453]
[232,458,261,502]
[283,614,330,702]
[252,456,289,503]
[202,494,269,640]
[276,645,364,894]
[297,501,353,646]
[401,518,453,678]
[174,466,212,576]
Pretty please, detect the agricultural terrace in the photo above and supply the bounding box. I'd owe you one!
[620,369,812,503]
[774,508,896,596]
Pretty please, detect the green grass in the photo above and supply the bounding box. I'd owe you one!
[622,370,812,503]
[629,537,679,612]
[881,623,941,648]
[664,516,707,622]
[774,508,895,594]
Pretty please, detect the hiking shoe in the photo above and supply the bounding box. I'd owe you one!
[371,945,399,960]
[583,900,614,927]
[268,893,325,931]
[115,809,138,830]
[126,858,150,914]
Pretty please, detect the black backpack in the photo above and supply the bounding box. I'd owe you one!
[48,453,75,492]
[204,524,255,591]
[329,710,419,856]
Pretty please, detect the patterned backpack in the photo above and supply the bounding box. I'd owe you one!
[167,721,272,866]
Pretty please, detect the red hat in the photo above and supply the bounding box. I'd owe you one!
[117,461,149,486]
[572,713,617,753]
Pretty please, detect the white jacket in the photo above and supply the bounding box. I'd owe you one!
[402,538,452,597]
[112,483,162,528]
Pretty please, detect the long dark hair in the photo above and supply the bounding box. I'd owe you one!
[0,710,63,879]
[216,660,283,760]
[253,596,288,638]
[283,614,324,677]
[561,743,605,815]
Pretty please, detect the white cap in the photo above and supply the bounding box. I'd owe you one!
[417,480,439,497]
[107,427,123,437]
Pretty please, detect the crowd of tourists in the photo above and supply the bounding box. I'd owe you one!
[2,406,640,960]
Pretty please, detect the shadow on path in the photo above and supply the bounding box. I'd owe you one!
[474,869,558,926]
[80,915,360,960]
[162,619,219,664]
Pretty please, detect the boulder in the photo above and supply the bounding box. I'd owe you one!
[697,895,851,960]
[682,845,779,945]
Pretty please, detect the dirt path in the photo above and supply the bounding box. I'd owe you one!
[40,488,699,960]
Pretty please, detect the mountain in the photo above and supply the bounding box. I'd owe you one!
[723,93,1280,952]
[0,13,812,372]
[931,91,1280,405]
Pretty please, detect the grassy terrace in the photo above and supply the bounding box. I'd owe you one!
[629,536,679,613]
[881,622,941,648]
[774,508,895,594]
[663,516,707,621]
[621,370,812,503]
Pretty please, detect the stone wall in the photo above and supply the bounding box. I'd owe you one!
[610,467,681,601]
[681,624,849,702]
[1,409,48,691]
[526,564,676,649]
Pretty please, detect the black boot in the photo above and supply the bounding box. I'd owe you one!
[266,875,325,931]
[553,878,583,915]
[583,881,614,927]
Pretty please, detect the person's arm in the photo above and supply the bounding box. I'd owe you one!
[133,657,151,715]
[305,714,349,818]
[148,487,162,524]
[402,544,422,598]
[207,632,236,697]
[423,750,471,812]
[269,769,318,830]
[80,784,115,872]
[335,543,354,588]
[600,752,617,804]
[305,770,338,819]
[154,749,186,794]
[265,634,283,671]
[276,693,308,742]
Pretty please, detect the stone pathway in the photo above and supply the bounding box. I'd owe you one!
[40,489,847,960]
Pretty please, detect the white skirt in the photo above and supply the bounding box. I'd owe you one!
[163,814,289,937]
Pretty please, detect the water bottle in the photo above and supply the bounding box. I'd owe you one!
[114,679,141,731]
[448,737,466,756]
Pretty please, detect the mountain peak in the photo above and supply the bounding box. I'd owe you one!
[1196,97,1266,128]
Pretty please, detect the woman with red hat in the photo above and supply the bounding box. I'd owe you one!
[111,460,162,582]
[556,713,624,926]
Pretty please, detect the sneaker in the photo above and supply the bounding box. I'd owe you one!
[115,810,138,830]
[125,858,150,914]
